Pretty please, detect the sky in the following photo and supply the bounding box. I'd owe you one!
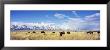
[10,10,100,31]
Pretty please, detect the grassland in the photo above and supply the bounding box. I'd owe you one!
[10,30,100,40]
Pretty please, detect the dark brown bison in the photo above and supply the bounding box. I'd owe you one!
[87,31,93,34]
[41,31,46,35]
[41,31,45,33]
[32,31,36,33]
[59,31,65,36]
[94,31,100,34]
[67,32,70,34]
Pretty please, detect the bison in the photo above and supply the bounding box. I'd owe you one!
[67,32,70,34]
[28,32,30,33]
[97,31,100,34]
[41,31,46,35]
[93,31,100,34]
[32,31,36,33]
[87,31,93,34]
[41,31,45,33]
[59,31,65,36]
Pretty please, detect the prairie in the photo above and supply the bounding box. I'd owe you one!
[10,30,100,40]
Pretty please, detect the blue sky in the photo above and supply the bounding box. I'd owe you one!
[11,10,100,31]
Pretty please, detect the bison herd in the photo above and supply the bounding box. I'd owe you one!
[27,31,100,36]
[87,31,100,34]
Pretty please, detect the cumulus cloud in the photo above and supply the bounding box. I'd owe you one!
[54,13,68,19]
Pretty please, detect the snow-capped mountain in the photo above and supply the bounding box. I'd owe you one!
[11,22,99,31]
[11,22,64,31]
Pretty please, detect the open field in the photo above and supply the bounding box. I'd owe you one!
[10,30,100,40]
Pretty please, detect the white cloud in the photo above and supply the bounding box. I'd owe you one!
[54,13,68,19]
[72,11,80,17]
[68,18,85,22]
[86,13,100,18]
[85,13,100,21]
[61,12,100,31]
[64,18,85,31]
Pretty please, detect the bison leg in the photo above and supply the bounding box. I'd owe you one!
[87,32,89,34]
[60,34,62,36]
[90,32,93,34]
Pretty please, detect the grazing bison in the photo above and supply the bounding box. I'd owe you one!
[67,32,70,34]
[87,31,93,34]
[59,31,65,36]
[52,32,55,33]
[94,31,100,34]
[41,31,45,33]
[41,31,46,35]
[32,31,36,33]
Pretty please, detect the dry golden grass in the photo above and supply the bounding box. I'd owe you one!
[10,31,100,40]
